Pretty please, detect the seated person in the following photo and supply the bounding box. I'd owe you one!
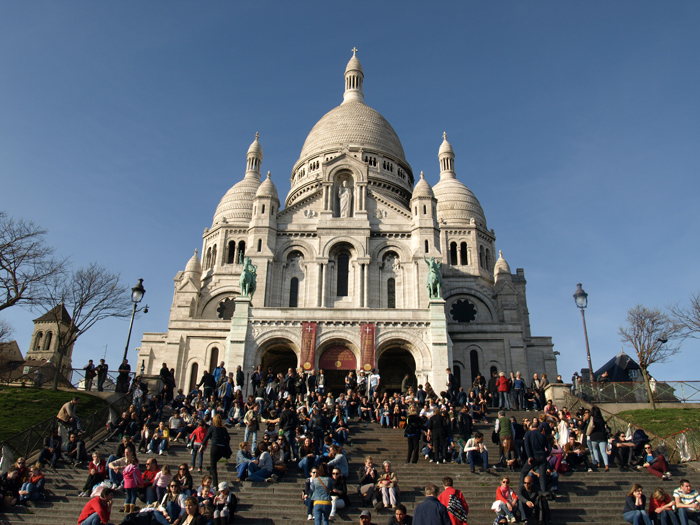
[673,479,700,525]
[77,486,114,525]
[17,463,45,505]
[492,476,519,523]
[148,421,170,455]
[648,488,679,525]
[518,475,551,525]
[387,503,413,525]
[638,444,672,480]
[563,435,591,472]
[64,433,88,465]
[465,431,489,473]
[213,482,236,525]
[610,432,635,468]
[79,452,108,497]
[38,428,62,468]
[357,456,379,507]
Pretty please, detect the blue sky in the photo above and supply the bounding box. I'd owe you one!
[1,2,699,381]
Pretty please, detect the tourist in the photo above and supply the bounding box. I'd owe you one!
[172,496,207,525]
[359,509,377,525]
[78,452,107,497]
[648,488,680,525]
[386,503,412,525]
[521,420,551,493]
[638,443,672,480]
[438,476,469,525]
[17,463,44,506]
[57,396,82,432]
[189,420,208,473]
[213,481,236,525]
[311,463,333,525]
[428,406,451,463]
[96,359,109,392]
[412,484,451,525]
[357,456,379,508]
[38,428,62,468]
[200,414,231,487]
[587,406,610,471]
[122,455,143,514]
[77,486,113,525]
[518,475,551,525]
[624,483,653,525]
[465,431,489,473]
[154,479,186,524]
[375,460,399,510]
[153,464,173,503]
[492,476,519,523]
[329,467,349,521]
[673,479,700,525]
[247,442,273,482]
[174,463,194,497]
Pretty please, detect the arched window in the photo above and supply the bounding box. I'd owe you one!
[188,363,199,393]
[424,240,429,254]
[237,241,246,263]
[423,205,427,215]
[479,246,485,269]
[227,241,236,264]
[460,242,468,265]
[289,277,299,307]
[261,204,265,215]
[485,249,491,270]
[450,242,458,266]
[209,347,219,372]
[453,365,462,389]
[205,247,212,269]
[490,365,498,378]
[337,253,349,297]
[387,278,396,309]
[257,239,262,252]
[470,350,479,383]
[44,331,53,351]
[34,331,43,350]
[211,245,217,268]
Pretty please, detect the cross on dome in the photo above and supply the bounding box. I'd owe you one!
[443,131,447,140]
[351,47,358,56]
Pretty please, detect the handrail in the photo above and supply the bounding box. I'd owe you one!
[573,381,700,404]
[0,390,133,464]
[0,363,136,392]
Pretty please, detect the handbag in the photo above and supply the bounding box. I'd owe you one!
[586,419,594,437]
[447,490,469,522]
[491,430,499,444]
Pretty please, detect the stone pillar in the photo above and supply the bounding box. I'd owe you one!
[363,263,369,307]
[544,383,572,407]
[225,297,251,395]
[428,299,450,392]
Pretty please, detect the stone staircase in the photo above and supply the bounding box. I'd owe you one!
[1,410,697,525]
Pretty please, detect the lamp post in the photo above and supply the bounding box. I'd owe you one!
[573,283,594,381]
[122,278,148,363]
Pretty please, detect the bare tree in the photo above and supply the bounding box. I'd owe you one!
[0,318,13,342]
[35,263,134,390]
[0,211,67,315]
[618,304,681,410]
[669,291,700,339]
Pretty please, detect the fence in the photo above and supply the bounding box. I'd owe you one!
[563,391,698,463]
[0,363,135,393]
[0,391,133,465]
[574,381,700,404]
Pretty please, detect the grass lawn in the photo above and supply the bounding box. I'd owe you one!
[0,386,108,442]
[615,408,700,437]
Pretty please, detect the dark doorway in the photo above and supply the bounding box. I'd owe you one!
[470,350,479,383]
[319,345,357,396]
[261,345,298,376]
[377,347,416,395]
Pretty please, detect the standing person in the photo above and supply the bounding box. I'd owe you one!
[496,372,511,410]
[405,405,423,464]
[116,359,131,394]
[77,487,114,525]
[311,463,333,525]
[122,456,144,514]
[673,479,700,525]
[428,407,451,464]
[197,370,217,401]
[520,420,551,494]
[369,369,381,397]
[96,359,109,392]
[494,410,513,468]
[438,477,469,525]
[189,421,208,473]
[512,372,525,411]
[213,361,226,385]
[235,365,245,394]
[487,371,499,409]
[445,368,457,400]
[624,483,652,525]
[588,406,609,472]
[200,414,231,488]
[649,488,680,525]
[412,484,451,525]
[84,360,96,391]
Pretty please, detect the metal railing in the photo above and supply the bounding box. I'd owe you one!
[573,381,700,404]
[0,363,135,393]
[563,391,698,463]
[0,391,133,464]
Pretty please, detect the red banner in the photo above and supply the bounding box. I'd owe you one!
[360,323,375,372]
[301,322,317,371]
[319,345,357,370]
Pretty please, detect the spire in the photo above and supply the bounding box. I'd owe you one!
[246,132,263,177]
[438,131,455,180]
[343,47,365,104]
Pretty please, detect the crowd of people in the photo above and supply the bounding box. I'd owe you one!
[1,361,692,525]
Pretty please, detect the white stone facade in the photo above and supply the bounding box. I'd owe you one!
[138,51,557,394]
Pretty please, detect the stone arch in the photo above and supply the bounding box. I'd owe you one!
[253,336,300,376]
[325,163,366,184]
[370,243,412,263]
[276,239,316,262]
[200,290,240,320]
[444,287,497,321]
[315,330,361,367]
[375,337,422,394]
[320,236,366,259]
[315,337,360,393]
[375,331,430,375]
[466,345,483,384]
[184,356,201,393]
[206,343,221,373]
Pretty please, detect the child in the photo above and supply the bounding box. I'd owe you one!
[380,403,391,428]
[153,464,173,503]
[122,456,144,513]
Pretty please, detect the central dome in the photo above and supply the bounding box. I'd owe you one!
[299,101,407,162]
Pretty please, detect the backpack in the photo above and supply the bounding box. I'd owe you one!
[447,490,469,523]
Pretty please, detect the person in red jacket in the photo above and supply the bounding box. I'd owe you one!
[437,477,469,525]
[77,487,113,525]
[496,372,511,410]
[492,476,519,523]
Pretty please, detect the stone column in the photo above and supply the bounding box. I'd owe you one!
[321,263,327,307]
[364,263,369,308]
[428,298,451,390]
[225,297,251,395]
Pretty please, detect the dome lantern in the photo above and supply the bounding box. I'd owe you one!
[343,47,365,104]
[438,131,456,179]
[246,132,263,175]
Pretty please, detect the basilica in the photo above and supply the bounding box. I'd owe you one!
[138,51,557,394]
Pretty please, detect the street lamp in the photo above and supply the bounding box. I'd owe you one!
[573,283,594,381]
[122,278,148,363]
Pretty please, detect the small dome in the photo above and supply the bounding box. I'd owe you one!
[438,132,454,156]
[184,249,202,275]
[412,171,434,199]
[255,171,279,200]
[212,175,261,226]
[494,250,511,275]
[433,177,486,226]
[345,49,363,74]
[247,132,263,157]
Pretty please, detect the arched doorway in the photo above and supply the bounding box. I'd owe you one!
[260,344,298,376]
[188,363,199,393]
[318,345,357,395]
[377,346,416,395]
